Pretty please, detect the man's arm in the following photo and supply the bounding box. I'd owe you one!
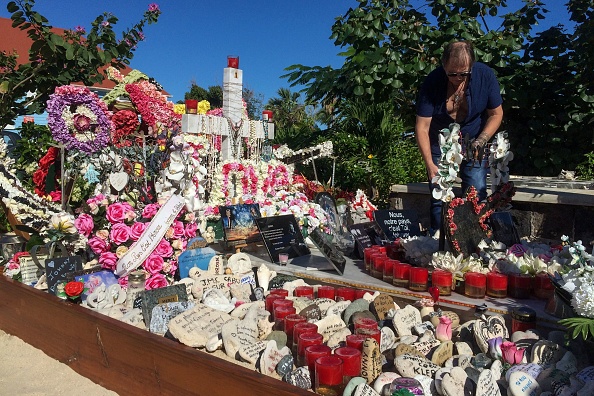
[415,115,438,181]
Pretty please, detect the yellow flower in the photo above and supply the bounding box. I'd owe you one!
[173,103,186,115]
[198,100,211,115]
[50,213,77,234]
[368,154,374,159]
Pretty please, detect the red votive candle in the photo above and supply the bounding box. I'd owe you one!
[184,99,198,114]
[409,267,429,292]
[354,317,378,331]
[305,344,331,378]
[294,285,314,299]
[508,273,533,299]
[355,327,381,345]
[355,289,369,300]
[432,270,453,296]
[393,262,411,288]
[284,314,307,347]
[265,294,284,315]
[511,306,537,333]
[383,259,397,284]
[292,322,319,356]
[227,55,239,68]
[486,272,508,298]
[270,288,289,297]
[364,247,376,272]
[534,272,554,300]
[317,285,336,300]
[346,334,368,350]
[336,287,356,302]
[370,253,387,279]
[464,272,487,298]
[274,305,296,331]
[262,109,273,121]
[273,298,293,312]
[297,332,323,367]
[334,346,362,378]
[315,356,344,395]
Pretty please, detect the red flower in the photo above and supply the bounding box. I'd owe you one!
[64,281,85,297]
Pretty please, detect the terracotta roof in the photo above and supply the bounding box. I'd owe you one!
[0,17,165,93]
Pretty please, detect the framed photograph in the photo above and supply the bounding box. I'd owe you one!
[219,203,262,243]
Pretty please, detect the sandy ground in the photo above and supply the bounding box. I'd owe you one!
[0,329,117,396]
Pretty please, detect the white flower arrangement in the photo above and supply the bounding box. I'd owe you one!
[488,132,514,191]
[273,141,334,165]
[431,250,486,281]
[432,123,463,202]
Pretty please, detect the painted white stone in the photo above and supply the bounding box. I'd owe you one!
[530,340,564,369]
[444,354,472,369]
[168,304,234,348]
[221,317,258,359]
[354,383,380,396]
[455,341,473,356]
[327,327,351,349]
[326,300,352,317]
[441,366,472,396]
[380,326,396,352]
[508,371,541,396]
[490,359,503,380]
[476,369,501,396]
[258,340,290,376]
[394,353,439,378]
[473,315,509,354]
[506,364,544,383]
[414,374,435,396]
[434,367,452,396]
[373,372,401,395]
[314,314,346,342]
[392,305,422,337]
[202,288,235,313]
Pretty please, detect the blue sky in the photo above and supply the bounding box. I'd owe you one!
[1,1,575,106]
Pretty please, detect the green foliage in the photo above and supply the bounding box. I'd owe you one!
[575,152,594,180]
[284,0,594,177]
[184,84,223,108]
[10,122,53,189]
[242,87,263,120]
[559,317,594,342]
[0,0,161,130]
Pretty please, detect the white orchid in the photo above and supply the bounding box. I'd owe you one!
[489,132,513,190]
[433,124,463,202]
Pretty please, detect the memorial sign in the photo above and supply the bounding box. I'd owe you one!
[255,214,310,263]
[219,203,262,244]
[347,221,386,258]
[46,255,83,295]
[373,209,420,241]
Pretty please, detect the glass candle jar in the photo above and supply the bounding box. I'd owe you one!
[334,346,362,379]
[294,285,314,299]
[355,327,381,345]
[265,294,284,315]
[284,314,307,348]
[297,332,323,367]
[305,344,331,379]
[184,99,198,114]
[511,306,536,333]
[486,272,508,298]
[409,267,429,292]
[383,259,397,284]
[370,253,387,279]
[274,305,296,331]
[317,285,335,300]
[353,317,378,332]
[363,247,376,272]
[270,288,289,297]
[355,289,369,300]
[431,270,453,296]
[126,270,146,309]
[292,322,319,357]
[534,272,554,300]
[336,287,356,302]
[272,299,293,321]
[393,262,411,288]
[314,356,344,395]
[464,272,487,298]
[345,334,368,350]
[508,273,533,299]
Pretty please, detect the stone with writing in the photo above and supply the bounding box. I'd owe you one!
[370,293,394,321]
[259,339,291,377]
[238,340,269,365]
[207,255,224,275]
[192,274,242,300]
[343,298,371,325]
[554,351,577,376]
[552,376,582,396]
[243,302,272,340]
[530,340,564,369]
[431,340,454,366]
[313,314,346,342]
[373,372,401,396]
[229,283,253,303]
[344,377,367,396]
[576,366,594,382]
[392,304,422,337]
[413,321,436,336]
[490,359,503,381]
[398,335,418,345]
[473,314,509,354]
[394,342,425,359]
[221,317,259,359]
[283,366,311,390]
[290,296,315,314]
[414,374,435,396]
[441,366,473,396]
[361,338,383,384]
[313,297,336,316]
[299,303,322,322]
[141,284,188,326]
[354,383,381,396]
[412,331,440,356]
[434,367,452,396]
[380,326,396,352]
[445,355,473,369]
[506,364,544,383]
[508,371,541,396]
[326,300,351,317]
[230,301,265,319]
[455,341,474,356]
[430,311,460,328]
[202,288,235,313]
[476,368,502,396]
[327,327,352,349]
[168,304,234,348]
[276,354,294,378]
[149,301,196,335]
[536,369,567,393]
[394,353,440,378]
[175,278,195,300]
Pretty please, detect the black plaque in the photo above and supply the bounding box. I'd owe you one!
[489,211,520,247]
[373,209,421,241]
[255,214,311,264]
[348,222,385,258]
[45,255,83,295]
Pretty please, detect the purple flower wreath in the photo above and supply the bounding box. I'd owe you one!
[47,85,113,154]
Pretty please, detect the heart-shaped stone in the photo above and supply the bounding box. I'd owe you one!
[109,171,129,191]
[473,315,508,354]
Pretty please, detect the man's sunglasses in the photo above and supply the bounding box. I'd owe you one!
[447,72,471,77]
